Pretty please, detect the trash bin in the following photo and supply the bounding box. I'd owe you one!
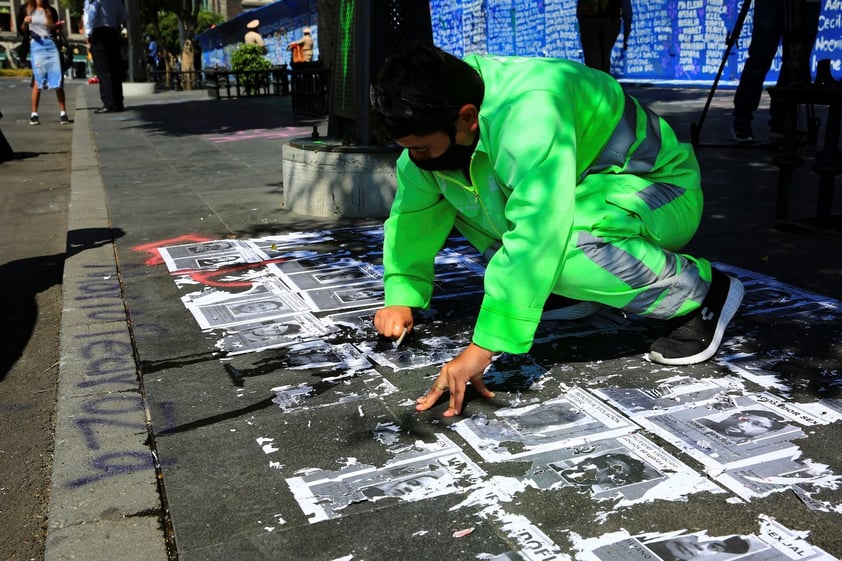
[290,61,329,117]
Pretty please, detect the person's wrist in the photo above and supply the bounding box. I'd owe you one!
[471,342,499,359]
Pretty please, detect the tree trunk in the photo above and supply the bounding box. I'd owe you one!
[180,38,195,90]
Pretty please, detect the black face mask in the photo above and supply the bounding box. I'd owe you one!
[409,134,478,173]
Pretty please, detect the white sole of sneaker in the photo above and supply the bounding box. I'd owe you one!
[649,275,745,366]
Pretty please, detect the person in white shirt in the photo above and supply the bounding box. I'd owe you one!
[83,0,128,113]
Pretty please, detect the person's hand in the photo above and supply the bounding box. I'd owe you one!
[416,343,496,417]
[374,305,413,341]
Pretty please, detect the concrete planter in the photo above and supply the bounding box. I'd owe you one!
[122,82,156,97]
[282,140,400,218]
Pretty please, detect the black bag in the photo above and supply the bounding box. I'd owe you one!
[14,37,29,64]
[54,32,72,73]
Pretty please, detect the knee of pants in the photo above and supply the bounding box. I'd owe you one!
[557,237,709,318]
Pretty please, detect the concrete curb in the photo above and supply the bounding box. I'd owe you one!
[45,87,168,561]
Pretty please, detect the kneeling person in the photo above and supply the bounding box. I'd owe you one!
[370,43,744,417]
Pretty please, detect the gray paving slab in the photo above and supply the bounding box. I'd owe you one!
[42,81,842,561]
[45,518,167,561]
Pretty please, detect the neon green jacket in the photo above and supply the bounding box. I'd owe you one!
[382,55,700,354]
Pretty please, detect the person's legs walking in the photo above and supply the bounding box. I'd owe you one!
[90,32,114,109]
[90,27,124,111]
[598,18,621,74]
[732,0,785,142]
[579,17,609,72]
[30,84,41,125]
[57,88,69,124]
[768,0,821,130]
[104,30,125,110]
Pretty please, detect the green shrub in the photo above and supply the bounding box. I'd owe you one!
[230,43,272,95]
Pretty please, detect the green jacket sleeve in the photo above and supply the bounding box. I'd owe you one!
[382,153,458,309]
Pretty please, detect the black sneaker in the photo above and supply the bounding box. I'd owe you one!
[731,121,753,143]
[60,114,71,125]
[649,268,744,365]
[29,114,40,126]
[542,294,603,321]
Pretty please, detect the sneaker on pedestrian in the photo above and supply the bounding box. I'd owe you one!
[60,114,71,125]
[731,121,753,143]
[29,114,40,126]
[649,268,744,366]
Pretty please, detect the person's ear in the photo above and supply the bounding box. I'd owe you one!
[457,104,479,133]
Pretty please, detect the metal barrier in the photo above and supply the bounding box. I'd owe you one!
[145,65,328,116]
[289,62,330,117]
[149,69,207,92]
[204,66,290,99]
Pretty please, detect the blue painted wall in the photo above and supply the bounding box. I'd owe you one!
[196,0,318,69]
[198,0,842,84]
[432,0,842,83]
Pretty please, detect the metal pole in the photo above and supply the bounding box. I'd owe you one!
[354,0,371,145]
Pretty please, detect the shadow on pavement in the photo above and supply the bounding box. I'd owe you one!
[102,96,313,137]
[0,227,124,380]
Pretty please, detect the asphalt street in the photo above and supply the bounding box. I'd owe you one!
[0,77,73,561]
[1,76,841,561]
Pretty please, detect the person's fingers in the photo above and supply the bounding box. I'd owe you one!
[374,308,412,339]
[415,380,447,411]
[470,376,496,399]
[441,375,495,417]
[385,323,407,339]
[443,382,466,417]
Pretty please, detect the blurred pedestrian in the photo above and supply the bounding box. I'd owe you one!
[16,0,70,125]
[146,35,161,70]
[577,0,632,74]
[288,27,313,63]
[83,0,128,113]
[731,0,821,143]
[244,19,265,48]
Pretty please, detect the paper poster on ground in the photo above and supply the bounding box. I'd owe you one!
[285,434,485,523]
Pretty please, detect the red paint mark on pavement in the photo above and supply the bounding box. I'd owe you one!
[132,236,292,290]
[181,258,289,288]
[131,235,213,266]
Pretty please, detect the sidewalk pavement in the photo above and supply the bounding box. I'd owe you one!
[11,79,842,560]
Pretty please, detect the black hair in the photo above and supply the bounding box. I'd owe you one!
[371,42,484,140]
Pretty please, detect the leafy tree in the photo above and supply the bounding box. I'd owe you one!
[146,12,179,57]
[62,0,222,89]
[229,43,272,95]
[58,0,82,15]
